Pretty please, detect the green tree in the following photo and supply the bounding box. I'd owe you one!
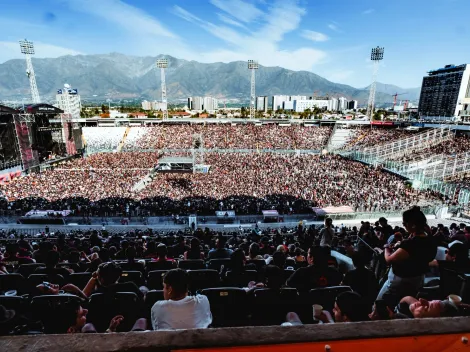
[94,108,99,115]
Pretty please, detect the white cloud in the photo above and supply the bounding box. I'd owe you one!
[328,23,342,32]
[362,9,375,15]
[325,69,355,82]
[63,0,177,39]
[217,13,249,30]
[173,0,327,72]
[210,0,264,23]
[301,30,329,42]
[0,41,83,63]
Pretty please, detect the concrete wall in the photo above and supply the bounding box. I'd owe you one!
[1,317,469,352]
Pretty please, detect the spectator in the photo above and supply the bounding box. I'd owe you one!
[151,269,212,330]
[150,244,176,270]
[332,291,370,323]
[320,218,334,247]
[120,247,145,274]
[286,246,342,291]
[184,238,204,260]
[171,236,189,258]
[395,296,459,319]
[378,206,437,301]
[246,243,263,260]
[341,252,379,305]
[208,237,232,259]
[35,250,72,276]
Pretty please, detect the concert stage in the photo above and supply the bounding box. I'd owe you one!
[156,157,194,173]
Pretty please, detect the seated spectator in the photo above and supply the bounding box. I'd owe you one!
[83,262,143,298]
[115,241,130,260]
[2,244,35,266]
[226,249,256,275]
[184,237,204,260]
[144,241,157,258]
[35,250,72,276]
[120,247,145,274]
[151,269,212,330]
[171,236,189,258]
[286,246,343,291]
[266,250,287,269]
[208,237,232,259]
[396,296,459,319]
[246,243,263,260]
[342,252,379,305]
[430,241,470,271]
[294,248,306,263]
[150,244,176,270]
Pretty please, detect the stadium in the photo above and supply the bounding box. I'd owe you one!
[1,110,470,349]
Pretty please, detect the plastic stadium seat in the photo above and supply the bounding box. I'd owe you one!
[309,286,352,312]
[283,268,295,282]
[285,258,296,268]
[17,264,45,278]
[207,259,232,272]
[28,274,65,288]
[201,288,248,327]
[295,261,308,269]
[251,288,300,326]
[187,270,220,293]
[0,273,26,294]
[144,290,165,319]
[87,292,141,333]
[31,294,82,334]
[225,270,258,288]
[246,259,266,271]
[120,271,144,286]
[0,295,29,316]
[178,260,205,270]
[147,270,169,290]
[68,272,92,290]
[146,261,176,272]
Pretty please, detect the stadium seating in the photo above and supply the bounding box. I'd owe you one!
[200,288,249,327]
[224,270,258,287]
[147,270,168,290]
[120,271,144,286]
[178,260,205,270]
[68,272,92,289]
[0,273,26,294]
[187,270,220,293]
[251,288,300,326]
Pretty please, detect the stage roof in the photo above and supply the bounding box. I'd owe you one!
[22,104,64,115]
[0,104,18,114]
[158,157,193,164]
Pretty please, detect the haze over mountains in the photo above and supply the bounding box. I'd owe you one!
[0,53,421,104]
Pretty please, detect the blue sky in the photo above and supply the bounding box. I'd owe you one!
[0,0,469,88]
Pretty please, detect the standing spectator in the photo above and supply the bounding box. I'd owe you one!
[377,206,437,301]
[320,218,334,247]
[151,269,212,330]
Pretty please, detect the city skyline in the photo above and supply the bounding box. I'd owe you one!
[0,0,469,88]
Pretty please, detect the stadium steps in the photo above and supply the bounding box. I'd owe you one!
[117,126,131,152]
[328,128,354,151]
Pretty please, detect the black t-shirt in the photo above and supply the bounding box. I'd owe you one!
[392,235,437,278]
[286,265,343,292]
[342,267,379,303]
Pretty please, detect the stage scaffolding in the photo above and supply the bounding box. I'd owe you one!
[61,113,76,155]
[12,114,39,170]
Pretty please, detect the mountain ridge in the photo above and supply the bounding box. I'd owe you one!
[0,53,421,104]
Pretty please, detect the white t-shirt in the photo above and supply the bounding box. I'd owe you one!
[151,295,212,330]
[320,227,334,247]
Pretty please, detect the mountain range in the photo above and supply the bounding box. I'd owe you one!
[0,53,421,105]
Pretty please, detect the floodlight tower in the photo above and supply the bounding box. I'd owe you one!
[248,60,259,118]
[366,46,384,120]
[19,39,41,104]
[156,58,169,120]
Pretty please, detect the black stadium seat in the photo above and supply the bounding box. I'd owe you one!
[68,272,92,289]
[146,261,176,272]
[147,270,169,290]
[178,260,205,270]
[0,295,29,316]
[28,274,65,288]
[207,259,231,272]
[187,269,220,293]
[225,270,258,287]
[0,273,26,294]
[120,271,144,286]
[309,286,352,312]
[31,294,82,334]
[17,264,45,278]
[251,288,300,326]
[87,292,141,333]
[246,259,266,271]
[201,288,249,327]
[144,290,165,319]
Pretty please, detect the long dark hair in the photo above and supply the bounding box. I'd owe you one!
[402,206,428,234]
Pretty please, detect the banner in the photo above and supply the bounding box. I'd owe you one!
[14,121,38,170]
[371,121,394,126]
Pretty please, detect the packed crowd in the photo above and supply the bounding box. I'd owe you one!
[121,125,332,151]
[342,128,416,150]
[389,135,470,163]
[82,127,127,153]
[0,207,469,336]
[0,153,445,216]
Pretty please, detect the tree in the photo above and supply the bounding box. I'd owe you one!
[240,106,248,118]
[94,108,100,115]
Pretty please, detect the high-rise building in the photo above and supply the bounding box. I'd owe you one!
[187,97,193,110]
[294,99,329,112]
[347,100,358,110]
[56,84,81,119]
[338,97,348,111]
[418,64,470,117]
[191,97,204,110]
[272,95,289,111]
[328,98,339,112]
[141,100,152,110]
[256,96,268,112]
[290,95,307,102]
[203,96,218,111]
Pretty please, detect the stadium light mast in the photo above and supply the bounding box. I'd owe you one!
[156,58,169,120]
[248,60,259,119]
[19,39,41,104]
[366,46,384,120]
